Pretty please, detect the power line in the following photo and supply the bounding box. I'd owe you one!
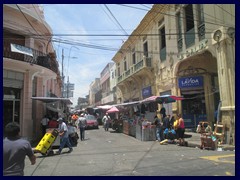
[104,4,129,36]
[117,4,235,28]
[16,4,41,37]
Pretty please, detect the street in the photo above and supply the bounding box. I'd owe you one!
[25,126,235,176]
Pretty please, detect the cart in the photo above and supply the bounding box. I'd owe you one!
[34,128,60,156]
[198,121,216,150]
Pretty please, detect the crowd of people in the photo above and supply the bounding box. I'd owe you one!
[3,108,186,176]
[153,110,186,146]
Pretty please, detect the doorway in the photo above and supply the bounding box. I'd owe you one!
[3,87,21,129]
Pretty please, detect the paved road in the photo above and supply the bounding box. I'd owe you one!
[25,126,235,176]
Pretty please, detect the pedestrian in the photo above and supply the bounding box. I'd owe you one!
[77,113,87,141]
[102,113,111,131]
[67,122,78,146]
[170,115,175,129]
[177,114,185,146]
[163,115,170,131]
[173,117,179,139]
[48,117,58,128]
[153,112,163,142]
[41,115,49,136]
[3,122,36,176]
[160,106,166,119]
[71,113,79,123]
[56,118,73,154]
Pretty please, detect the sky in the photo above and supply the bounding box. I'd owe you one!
[43,4,150,106]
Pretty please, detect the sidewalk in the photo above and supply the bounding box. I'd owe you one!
[184,131,235,151]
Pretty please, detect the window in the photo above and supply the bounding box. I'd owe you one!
[159,26,166,61]
[176,12,183,52]
[132,53,136,64]
[185,4,194,32]
[176,12,182,39]
[160,27,166,49]
[197,4,205,40]
[143,42,148,58]
[184,4,195,48]
[197,4,204,25]
[124,60,127,71]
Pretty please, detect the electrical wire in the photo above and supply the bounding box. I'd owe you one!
[16,4,41,36]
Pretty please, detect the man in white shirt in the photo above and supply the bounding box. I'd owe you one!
[57,118,73,154]
[102,113,111,131]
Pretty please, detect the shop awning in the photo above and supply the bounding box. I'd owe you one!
[141,95,184,104]
[31,97,73,104]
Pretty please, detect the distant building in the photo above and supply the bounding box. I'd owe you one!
[100,63,115,105]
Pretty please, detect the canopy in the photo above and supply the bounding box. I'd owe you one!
[31,97,73,104]
[106,106,119,113]
[141,95,184,104]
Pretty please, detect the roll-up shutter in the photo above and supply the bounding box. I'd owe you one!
[3,70,24,89]
[3,78,23,88]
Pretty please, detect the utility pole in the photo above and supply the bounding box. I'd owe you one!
[62,49,64,98]
[67,76,69,98]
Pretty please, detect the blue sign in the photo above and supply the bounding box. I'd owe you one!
[142,86,152,98]
[178,76,203,88]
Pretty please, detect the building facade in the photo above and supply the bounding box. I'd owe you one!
[89,78,101,107]
[3,4,62,141]
[100,62,115,105]
[112,4,235,145]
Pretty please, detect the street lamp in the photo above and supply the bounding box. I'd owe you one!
[66,46,80,98]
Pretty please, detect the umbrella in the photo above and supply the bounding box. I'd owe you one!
[106,106,119,113]
[141,95,184,104]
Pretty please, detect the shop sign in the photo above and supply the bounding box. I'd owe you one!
[178,76,203,88]
[11,43,33,57]
[142,86,152,98]
[177,39,208,60]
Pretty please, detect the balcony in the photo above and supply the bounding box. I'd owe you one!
[117,57,152,84]
[3,41,59,74]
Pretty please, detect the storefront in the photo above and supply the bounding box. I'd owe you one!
[3,70,24,129]
[178,76,206,128]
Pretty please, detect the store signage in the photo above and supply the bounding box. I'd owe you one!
[178,76,203,88]
[142,86,152,98]
[11,44,33,57]
[177,39,208,60]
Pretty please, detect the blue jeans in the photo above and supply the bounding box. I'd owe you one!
[80,127,85,140]
[59,136,72,152]
[104,123,109,131]
[156,128,163,141]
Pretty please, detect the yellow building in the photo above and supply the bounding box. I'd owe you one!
[112,4,235,145]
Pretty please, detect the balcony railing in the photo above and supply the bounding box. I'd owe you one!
[177,38,183,52]
[117,57,152,83]
[198,23,205,41]
[3,41,59,74]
